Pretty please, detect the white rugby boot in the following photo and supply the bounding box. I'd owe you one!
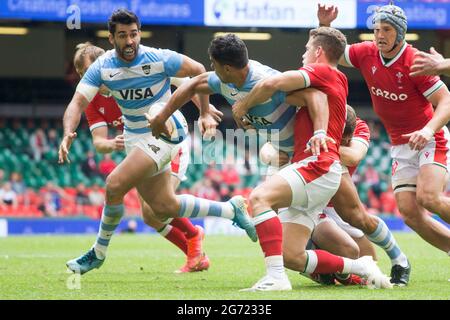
[358,255,393,289]
[240,274,292,292]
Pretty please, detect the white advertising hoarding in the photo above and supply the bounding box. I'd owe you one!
[0,219,7,237]
[205,0,357,28]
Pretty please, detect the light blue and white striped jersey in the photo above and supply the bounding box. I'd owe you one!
[208,60,296,156]
[76,45,183,134]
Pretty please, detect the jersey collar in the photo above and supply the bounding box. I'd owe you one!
[379,42,407,67]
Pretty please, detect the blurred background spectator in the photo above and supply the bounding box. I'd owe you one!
[99,154,117,178]
[29,128,49,161]
[0,182,18,208]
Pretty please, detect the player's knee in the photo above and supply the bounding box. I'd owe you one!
[249,189,269,216]
[142,213,160,228]
[344,207,368,231]
[151,200,178,218]
[398,204,422,228]
[283,247,306,271]
[416,191,439,211]
[283,251,297,270]
[105,175,125,200]
[141,205,163,228]
[341,242,360,259]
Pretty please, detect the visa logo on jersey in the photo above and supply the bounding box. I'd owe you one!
[371,86,408,101]
[245,114,273,126]
[118,88,154,100]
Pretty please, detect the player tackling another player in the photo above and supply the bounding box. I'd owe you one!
[230,27,391,291]
[150,28,392,290]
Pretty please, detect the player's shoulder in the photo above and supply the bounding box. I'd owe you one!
[96,49,118,68]
[302,63,330,72]
[303,63,345,78]
[246,60,280,87]
[402,43,419,65]
[250,60,279,75]
[355,118,369,131]
[140,45,180,61]
[353,117,370,143]
[206,71,221,84]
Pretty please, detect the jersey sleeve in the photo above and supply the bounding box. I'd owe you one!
[159,49,183,77]
[77,59,102,102]
[207,72,222,94]
[298,63,327,88]
[352,119,370,148]
[85,99,107,132]
[410,74,445,99]
[345,42,372,69]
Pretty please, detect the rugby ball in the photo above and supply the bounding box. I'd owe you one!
[259,142,278,165]
[147,101,188,144]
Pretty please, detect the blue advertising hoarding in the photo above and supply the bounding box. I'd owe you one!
[1,1,450,29]
[357,1,450,30]
[0,0,204,26]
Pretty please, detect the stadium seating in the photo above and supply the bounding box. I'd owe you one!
[0,118,395,218]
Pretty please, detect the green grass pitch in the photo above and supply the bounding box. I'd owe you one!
[0,232,448,300]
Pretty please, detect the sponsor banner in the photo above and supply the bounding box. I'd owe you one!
[357,1,450,30]
[205,0,357,28]
[5,217,204,234]
[0,0,204,26]
[5,216,448,235]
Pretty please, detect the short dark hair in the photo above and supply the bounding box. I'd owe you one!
[208,34,249,69]
[309,27,347,64]
[108,9,141,35]
[343,104,357,142]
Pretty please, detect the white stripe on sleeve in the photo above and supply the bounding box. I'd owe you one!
[76,83,99,103]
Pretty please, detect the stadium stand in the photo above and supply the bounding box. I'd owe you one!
[0,116,402,219]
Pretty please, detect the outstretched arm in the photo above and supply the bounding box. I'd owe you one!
[58,92,90,163]
[340,141,368,168]
[233,71,307,118]
[91,126,124,154]
[410,47,450,77]
[317,3,352,68]
[317,3,338,27]
[171,77,223,123]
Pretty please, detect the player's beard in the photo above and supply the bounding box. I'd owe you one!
[116,42,138,62]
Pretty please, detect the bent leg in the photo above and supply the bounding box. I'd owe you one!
[312,219,360,259]
[66,148,160,273]
[353,236,377,260]
[417,164,450,223]
[396,191,450,252]
[282,222,312,272]
[95,147,159,259]
[333,173,407,267]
